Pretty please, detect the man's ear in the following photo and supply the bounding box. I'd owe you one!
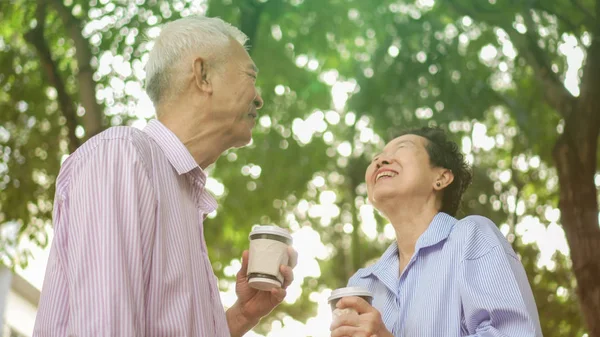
[192,57,213,94]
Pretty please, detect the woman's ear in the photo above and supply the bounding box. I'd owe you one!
[433,169,454,191]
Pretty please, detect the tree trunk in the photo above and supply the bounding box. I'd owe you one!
[553,38,600,337]
[24,2,81,153]
[48,0,104,139]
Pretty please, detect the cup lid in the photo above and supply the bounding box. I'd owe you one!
[327,287,373,303]
[249,225,293,242]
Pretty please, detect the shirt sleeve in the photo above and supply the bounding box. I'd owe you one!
[459,245,543,337]
[57,140,155,336]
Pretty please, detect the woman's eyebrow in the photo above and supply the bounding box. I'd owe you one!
[372,139,416,159]
[395,140,415,146]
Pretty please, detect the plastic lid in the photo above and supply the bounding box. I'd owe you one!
[249,225,293,242]
[327,287,373,303]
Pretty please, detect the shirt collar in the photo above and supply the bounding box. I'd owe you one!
[357,242,398,295]
[358,212,457,279]
[414,212,457,250]
[357,241,399,279]
[143,119,199,176]
[143,120,217,214]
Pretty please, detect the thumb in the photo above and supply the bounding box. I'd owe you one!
[237,250,249,280]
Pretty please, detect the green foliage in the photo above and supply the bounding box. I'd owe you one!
[0,0,593,335]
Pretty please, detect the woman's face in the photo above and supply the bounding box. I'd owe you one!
[365,134,441,208]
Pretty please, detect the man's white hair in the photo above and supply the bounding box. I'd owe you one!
[145,15,248,105]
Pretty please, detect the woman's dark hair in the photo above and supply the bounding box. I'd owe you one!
[394,127,473,216]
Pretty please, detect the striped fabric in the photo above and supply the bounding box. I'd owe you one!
[33,120,230,337]
[348,212,543,336]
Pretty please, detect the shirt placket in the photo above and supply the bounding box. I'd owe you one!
[190,176,223,336]
[397,253,419,336]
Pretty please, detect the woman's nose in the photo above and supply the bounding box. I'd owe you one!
[375,156,391,168]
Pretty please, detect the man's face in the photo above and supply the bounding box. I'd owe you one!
[209,39,263,147]
[365,134,438,208]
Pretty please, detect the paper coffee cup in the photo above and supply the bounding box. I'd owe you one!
[247,225,293,291]
[327,287,373,315]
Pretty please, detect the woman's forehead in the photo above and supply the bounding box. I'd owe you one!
[384,134,427,150]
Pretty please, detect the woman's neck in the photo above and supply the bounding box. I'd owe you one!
[380,200,439,268]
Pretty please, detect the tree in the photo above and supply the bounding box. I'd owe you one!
[0,0,595,336]
[342,0,600,334]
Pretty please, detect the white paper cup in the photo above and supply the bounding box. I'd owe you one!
[247,225,293,291]
[328,287,373,317]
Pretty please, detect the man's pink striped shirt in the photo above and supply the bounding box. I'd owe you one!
[34,120,230,337]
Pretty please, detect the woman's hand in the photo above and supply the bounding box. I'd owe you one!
[330,296,393,337]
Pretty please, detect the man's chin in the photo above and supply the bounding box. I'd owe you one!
[232,133,253,148]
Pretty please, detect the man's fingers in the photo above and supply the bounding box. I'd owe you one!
[237,250,249,280]
[287,246,298,268]
[280,265,294,288]
[270,287,286,303]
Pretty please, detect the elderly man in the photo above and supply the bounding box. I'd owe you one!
[34,16,296,337]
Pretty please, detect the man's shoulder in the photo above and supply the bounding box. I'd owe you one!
[72,126,153,159]
[451,215,517,260]
[55,126,155,193]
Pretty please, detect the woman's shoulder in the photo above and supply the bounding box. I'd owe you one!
[450,215,517,260]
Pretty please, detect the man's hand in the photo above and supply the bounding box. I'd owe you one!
[330,296,393,337]
[227,246,298,337]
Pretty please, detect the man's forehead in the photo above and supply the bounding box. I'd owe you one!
[229,38,256,69]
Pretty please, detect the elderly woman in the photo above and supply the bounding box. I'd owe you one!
[330,127,542,337]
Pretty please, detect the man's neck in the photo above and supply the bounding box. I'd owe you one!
[157,106,233,170]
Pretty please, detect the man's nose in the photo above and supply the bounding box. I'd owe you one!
[254,93,264,109]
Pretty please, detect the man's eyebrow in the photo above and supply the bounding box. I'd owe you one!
[249,64,259,73]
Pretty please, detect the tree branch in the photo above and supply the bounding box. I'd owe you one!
[520,10,578,116]
[533,1,585,35]
[240,1,266,55]
[24,2,80,153]
[597,0,600,33]
[46,0,104,138]
[448,1,578,120]
[569,0,597,28]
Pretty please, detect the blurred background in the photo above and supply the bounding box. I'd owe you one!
[1,0,599,336]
